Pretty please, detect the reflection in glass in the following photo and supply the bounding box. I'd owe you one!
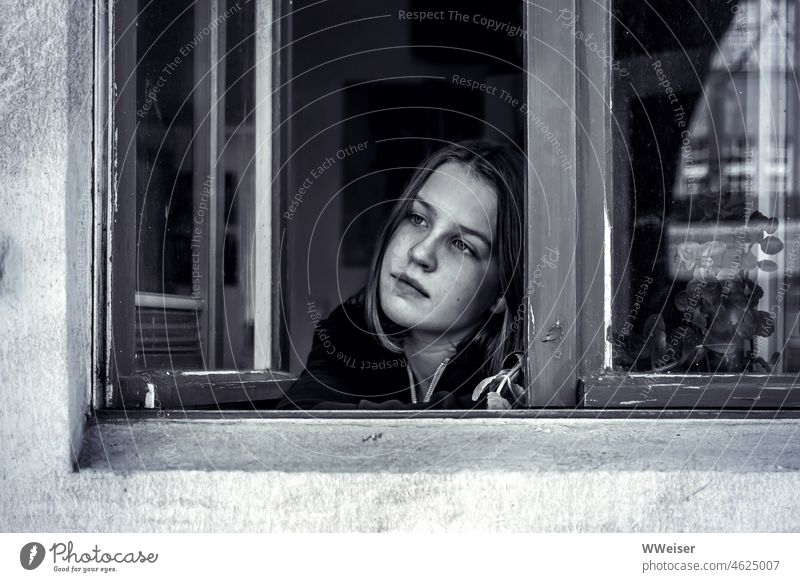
[132,0,256,370]
[612,0,799,373]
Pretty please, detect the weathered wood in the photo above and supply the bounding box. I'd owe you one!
[575,0,612,377]
[108,0,139,405]
[271,0,290,372]
[526,0,578,406]
[96,407,800,421]
[193,0,217,366]
[254,0,274,369]
[119,370,294,408]
[582,374,800,408]
[93,0,112,410]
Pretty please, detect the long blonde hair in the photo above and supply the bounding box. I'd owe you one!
[363,139,526,379]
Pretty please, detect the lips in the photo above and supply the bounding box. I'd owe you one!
[392,273,429,298]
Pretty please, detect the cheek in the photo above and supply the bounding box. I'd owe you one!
[383,230,409,264]
[439,257,499,309]
[457,264,499,311]
[455,256,496,288]
[379,237,400,276]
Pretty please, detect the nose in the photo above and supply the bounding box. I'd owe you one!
[408,233,437,271]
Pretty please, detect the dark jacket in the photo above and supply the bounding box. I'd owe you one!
[277,290,493,410]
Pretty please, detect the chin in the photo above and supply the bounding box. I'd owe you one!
[379,289,420,328]
[381,295,463,336]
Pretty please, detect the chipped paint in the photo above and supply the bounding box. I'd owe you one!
[104,381,114,409]
[144,383,156,409]
[111,125,118,213]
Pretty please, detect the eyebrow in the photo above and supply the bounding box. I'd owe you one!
[414,195,492,248]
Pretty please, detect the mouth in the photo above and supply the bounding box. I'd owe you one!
[391,273,430,298]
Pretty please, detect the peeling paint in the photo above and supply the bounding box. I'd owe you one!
[111,125,118,213]
[144,383,156,409]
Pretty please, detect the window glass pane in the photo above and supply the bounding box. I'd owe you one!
[612,0,800,373]
[128,0,256,370]
[136,0,196,296]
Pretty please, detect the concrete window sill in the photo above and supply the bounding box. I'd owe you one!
[78,413,800,473]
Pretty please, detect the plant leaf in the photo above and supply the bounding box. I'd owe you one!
[471,376,497,401]
[760,236,784,255]
[765,217,779,234]
[757,260,778,272]
[749,211,769,230]
[486,392,512,410]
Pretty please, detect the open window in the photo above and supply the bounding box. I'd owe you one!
[103,0,287,408]
[99,0,800,413]
[100,0,528,410]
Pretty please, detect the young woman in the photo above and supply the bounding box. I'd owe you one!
[278,139,527,410]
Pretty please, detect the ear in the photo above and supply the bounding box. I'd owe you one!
[489,294,506,315]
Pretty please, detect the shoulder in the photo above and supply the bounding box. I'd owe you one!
[283,288,407,408]
[310,288,389,357]
[318,288,368,336]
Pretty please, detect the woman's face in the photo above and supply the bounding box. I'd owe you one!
[378,161,502,339]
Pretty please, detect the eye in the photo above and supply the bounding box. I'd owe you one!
[452,239,475,257]
[407,212,427,227]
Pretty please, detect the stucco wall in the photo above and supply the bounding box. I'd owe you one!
[1,0,800,533]
[0,0,93,480]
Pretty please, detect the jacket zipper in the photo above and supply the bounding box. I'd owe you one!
[407,357,451,404]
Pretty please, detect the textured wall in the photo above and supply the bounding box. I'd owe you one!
[1,0,799,534]
[5,468,800,532]
[0,0,94,480]
[2,416,800,532]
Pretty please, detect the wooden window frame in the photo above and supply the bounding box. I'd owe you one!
[95,0,293,410]
[94,0,800,412]
[555,0,800,410]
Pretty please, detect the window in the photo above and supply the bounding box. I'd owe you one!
[573,0,800,408]
[99,0,528,410]
[98,0,800,412]
[101,0,287,408]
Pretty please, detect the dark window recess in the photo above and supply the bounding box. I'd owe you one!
[340,80,485,267]
[409,0,524,69]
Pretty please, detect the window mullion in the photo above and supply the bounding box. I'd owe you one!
[95,0,112,409]
[193,0,222,368]
[109,0,140,406]
[254,0,273,369]
[576,0,613,378]
[526,0,578,406]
